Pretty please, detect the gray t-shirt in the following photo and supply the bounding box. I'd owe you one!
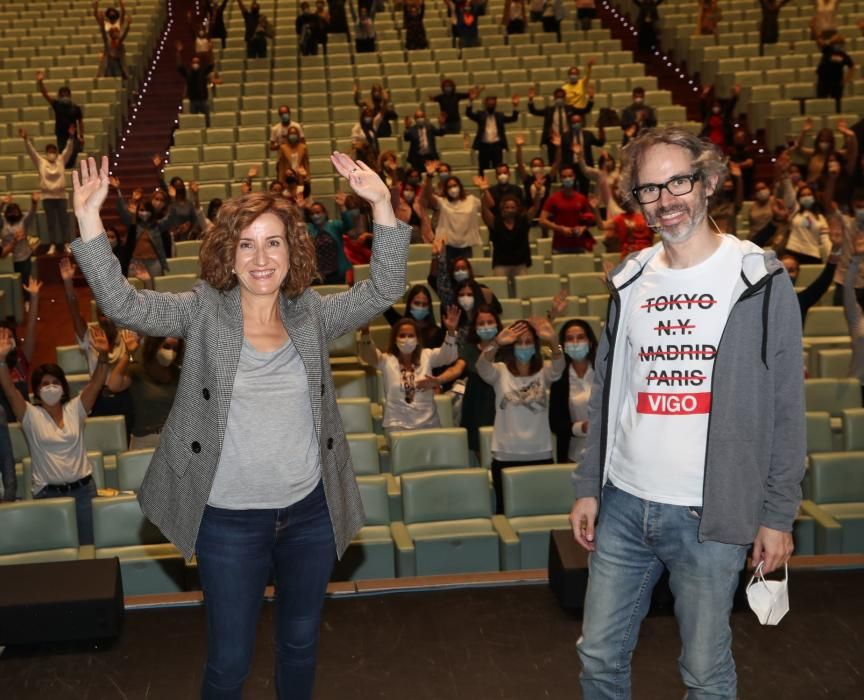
[207,337,321,509]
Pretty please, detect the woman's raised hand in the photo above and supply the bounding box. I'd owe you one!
[330,152,388,206]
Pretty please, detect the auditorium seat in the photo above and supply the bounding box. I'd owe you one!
[117,449,155,492]
[0,498,80,565]
[513,274,564,300]
[841,409,864,451]
[56,345,89,375]
[389,428,470,477]
[333,475,396,581]
[804,379,861,426]
[392,470,511,576]
[807,452,864,553]
[153,274,198,294]
[500,465,576,570]
[551,255,596,276]
[92,496,185,595]
[85,415,128,486]
[165,256,201,276]
[815,349,853,379]
[567,272,609,297]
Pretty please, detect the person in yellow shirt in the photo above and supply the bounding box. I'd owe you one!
[561,58,595,110]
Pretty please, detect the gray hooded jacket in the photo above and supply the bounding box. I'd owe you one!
[574,235,806,545]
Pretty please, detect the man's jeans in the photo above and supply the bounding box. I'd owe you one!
[578,483,747,700]
[196,480,336,700]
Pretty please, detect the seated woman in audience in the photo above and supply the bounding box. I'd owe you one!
[393,176,434,244]
[128,336,184,450]
[0,325,111,544]
[515,135,559,217]
[708,162,744,234]
[404,0,429,50]
[783,185,830,265]
[384,284,445,349]
[277,126,310,184]
[422,162,482,261]
[457,304,502,457]
[549,318,597,464]
[476,317,564,513]
[791,118,858,187]
[428,245,502,317]
[479,186,537,279]
[1,193,39,306]
[305,201,352,284]
[359,311,460,435]
[339,193,375,269]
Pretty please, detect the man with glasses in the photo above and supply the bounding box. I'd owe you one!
[569,127,805,698]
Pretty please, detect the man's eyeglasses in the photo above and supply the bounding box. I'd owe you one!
[632,173,701,205]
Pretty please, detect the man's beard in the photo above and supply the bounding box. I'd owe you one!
[645,198,707,245]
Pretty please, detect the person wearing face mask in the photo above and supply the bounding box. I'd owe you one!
[404,0,429,50]
[0,193,39,306]
[429,79,473,134]
[707,162,744,235]
[477,317,564,512]
[503,0,527,36]
[269,105,306,152]
[747,162,795,251]
[277,126,310,184]
[445,0,484,49]
[337,193,376,269]
[20,127,74,255]
[527,86,584,165]
[96,11,131,79]
[466,91,520,175]
[621,87,657,141]
[562,112,605,192]
[208,0,230,49]
[351,107,384,167]
[112,180,172,277]
[403,111,446,172]
[392,176,434,244]
[549,319,597,464]
[35,74,85,168]
[0,325,112,544]
[128,336,184,449]
[479,187,537,278]
[561,60,595,110]
[815,32,854,111]
[305,201,351,284]
[791,118,858,186]
[157,174,202,243]
[699,84,741,148]
[634,0,664,52]
[539,165,597,254]
[359,313,460,436]
[238,0,264,56]
[575,147,622,220]
[354,6,377,52]
[824,165,864,309]
[296,1,323,54]
[478,165,525,214]
[783,186,830,265]
[176,41,215,128]
[515,135,560,216]
[422,163,483,261]
[383,285,445,349]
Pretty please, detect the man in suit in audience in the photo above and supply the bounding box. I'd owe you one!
[466,92,520,175]
[403,110,447,172]
[620,86,658,142]
[562,113,605,194]
[527,86,595,165]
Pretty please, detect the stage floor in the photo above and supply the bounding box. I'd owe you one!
[1,570,862,699]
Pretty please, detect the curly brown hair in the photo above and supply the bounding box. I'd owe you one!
[199,192,317,298]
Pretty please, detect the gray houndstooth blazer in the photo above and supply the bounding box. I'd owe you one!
[72,220,411,560]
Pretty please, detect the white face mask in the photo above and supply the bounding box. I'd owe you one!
[457,295,475,311]
[396,338,417,354]
[755,189,770,203]
[497,173,510,185]
[156,348,177,367]
[39,384,64,406]
[453,269,470,282]
[746,562,789,626]
[447,186,461,200]
[531,166,544,176]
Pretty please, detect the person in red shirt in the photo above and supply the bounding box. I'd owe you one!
[601,209,654,259]
[539,165,596,253]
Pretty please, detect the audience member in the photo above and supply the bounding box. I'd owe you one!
[392,175,434,244]
[422,162,482,260]
[527,86,578,164]
[0,193,39,305]
[620,87,657,141]
[466,91,520,174]
[479,185,537,278]
[515,135,560,214]
[476,317,564,512]
[430,79,474,134]
[96,7,131,79]
[351,107,383,167]
[844,236,864,403]
[269,105,305,152]
[176,42,215,128]
[194,24,214,64]
[540,0,566,41]
[576,149,622,219]
[575,0,596,30]
[561,60,595,110]
[708,162,744,234]
[446,0,484,48]
[383,284,445,349]
[337,192,375,268]
[128,336,184,449]
[810,0,839,41]
[359,312,460,435]
[403,111,446,172]
[503,0,527,37]
[823,162,864,307]
[539,165,597,253]
[297,1,326,55]
[20,128,73,255]
[480,164,525,211]
[305,201,352,284]
[277,126,310,183]
[700,84,740,149]
[355,7,377,52]
[0,278,41,437]
[404,0,429,50]
[238,0,263,57]
[634,0,664,52]
[696,0,721,35]
[792,118,858,186]
[780,223,843,323]
[815,33,855,112]
[35,72,84,168]
[209,0,230,49]
[759,0,791,55]
[600,206,653,259]
[427,245,502,315]
[0,325,112,544]
[549,318,597,463]
[327,0,349,34]
[783,185,830,264]
[563,113,605,192]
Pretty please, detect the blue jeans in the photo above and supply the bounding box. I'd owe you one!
[35,477,97,545]
[196,480,336,700]
[578,483,748,699]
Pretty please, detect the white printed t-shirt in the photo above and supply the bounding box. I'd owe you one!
[607,236,740,506]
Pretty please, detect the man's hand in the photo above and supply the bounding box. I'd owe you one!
[570,497,598,551]
[751,526,793,574]
[59,257,77,282]
[35,70,45,82]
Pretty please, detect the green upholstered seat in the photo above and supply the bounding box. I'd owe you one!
[841,409,864,451]
[333,476,395,581]
[389,428,470,476]
[807,452,864,554]
[0,497,80,564]
[117,449,155,492]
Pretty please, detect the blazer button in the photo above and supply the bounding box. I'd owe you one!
[202,388,210,400]
[326,438,333,450]
[321,383,325,396]
[191,441,201,453]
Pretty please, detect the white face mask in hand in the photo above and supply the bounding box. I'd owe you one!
[746,562,789,626]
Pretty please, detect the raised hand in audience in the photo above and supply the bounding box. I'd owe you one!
[152,154,163,168]
[515,134,526,147]
[473,175,489,190]
[837,119,853,138]
[35,69,45,82]
[527,316,557,346]
[17,128,27,140]
[442,305,461,332]
[511,94,520,107]
[495,320,529,346]
[120,329,140,355]
[31,192,40,203]
[423,159,439,176]
[89,325,111,358]
[22,278,43,298]
[59,256,77,281]
[438,112,447,126]
[548,289,569,321]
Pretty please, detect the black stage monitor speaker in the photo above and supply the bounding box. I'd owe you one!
[0,557,124,645]
[548,529,749,617]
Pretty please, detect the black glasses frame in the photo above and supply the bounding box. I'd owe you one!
[632,172,701,205]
